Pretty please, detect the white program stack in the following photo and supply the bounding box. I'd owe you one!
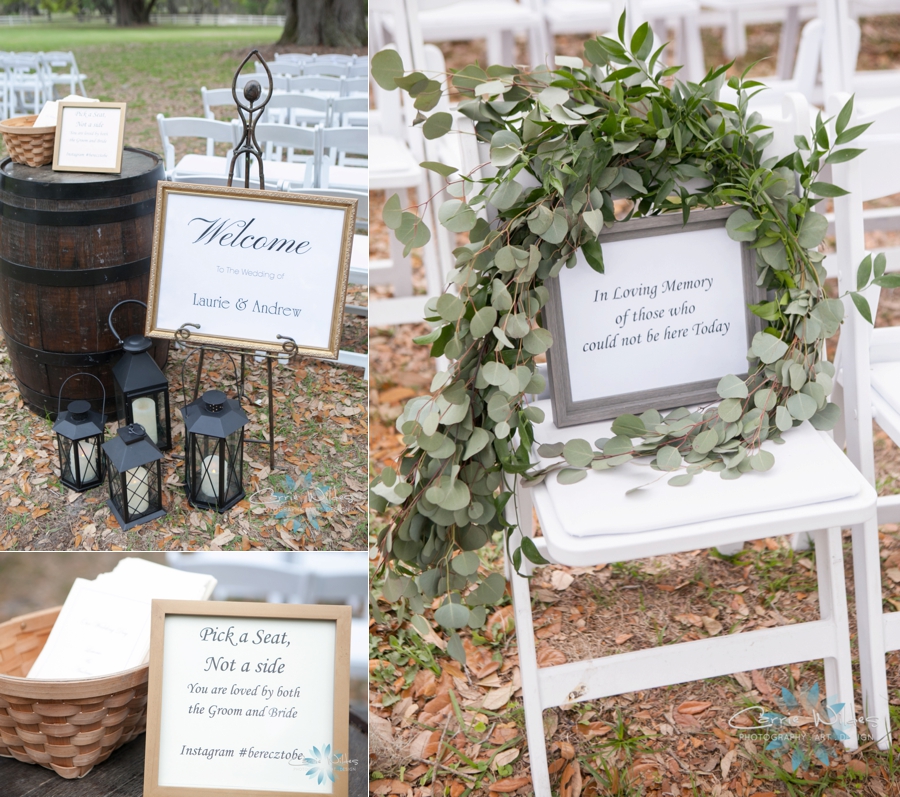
[27,558,217,680]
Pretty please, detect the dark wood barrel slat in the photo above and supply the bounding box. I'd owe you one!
[0,148,168,418]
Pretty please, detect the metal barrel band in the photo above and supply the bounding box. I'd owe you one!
[1,197,157,227]
[0,256,151,288]
[4,335,125,367]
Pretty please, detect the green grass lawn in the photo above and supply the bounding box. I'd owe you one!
[3,25,281,153]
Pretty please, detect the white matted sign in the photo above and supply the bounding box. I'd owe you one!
[545,208,765,427]
[52,101,126,173]
[146,183,355,359]
[144,601,351,797]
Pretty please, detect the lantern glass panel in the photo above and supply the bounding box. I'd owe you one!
[59,435,103,490]
[123,389,171,451]
[191,430,243,509]
[108,459,161,524]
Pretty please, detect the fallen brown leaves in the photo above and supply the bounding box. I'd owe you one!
[0,329,367,551]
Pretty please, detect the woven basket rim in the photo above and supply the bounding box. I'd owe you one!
[0,605,149,699]
[0,115,56,135]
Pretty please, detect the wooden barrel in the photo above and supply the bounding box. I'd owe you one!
[0,147,168,418]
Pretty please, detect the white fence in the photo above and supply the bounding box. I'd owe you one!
[150,13,285,26]
[0,12,284,26]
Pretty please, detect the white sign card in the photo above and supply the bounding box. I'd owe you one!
[544,208,765,427]
[146,183,355,358]
[144,601,351,797]
[52,101,126,173]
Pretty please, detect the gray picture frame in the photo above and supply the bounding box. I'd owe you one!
[544,207,766,428]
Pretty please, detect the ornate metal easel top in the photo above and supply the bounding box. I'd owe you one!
[227,49,274,191]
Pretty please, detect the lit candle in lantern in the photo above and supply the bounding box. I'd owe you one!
[131,397,157,444]
[199,454,229,500]
[68,439,98,483]
[126,466,150,516]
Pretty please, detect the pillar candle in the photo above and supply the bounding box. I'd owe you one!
[132,397,158,444]
[199,454,229,501]
[68,439,98,483]
[126,466,150,516]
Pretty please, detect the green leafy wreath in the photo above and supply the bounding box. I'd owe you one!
[370,18,888,652]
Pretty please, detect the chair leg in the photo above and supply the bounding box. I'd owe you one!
[851,517,892,750]
[507,484,550,796]
[813,527,858,749]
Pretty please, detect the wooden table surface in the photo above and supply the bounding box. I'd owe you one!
[0,720,367,797]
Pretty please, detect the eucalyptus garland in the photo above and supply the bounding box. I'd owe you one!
[370,18,890,653]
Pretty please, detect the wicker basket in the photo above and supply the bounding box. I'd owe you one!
[0,115,56,167]
[0,606,149,779]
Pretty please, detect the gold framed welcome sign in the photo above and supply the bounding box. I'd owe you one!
[145,183,356,359]
[144,600,352,797]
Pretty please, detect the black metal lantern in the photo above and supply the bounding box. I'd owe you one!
[109,299,172,451]
[52,374,106,492]
[102,423,166,530]
[182,390,249,512]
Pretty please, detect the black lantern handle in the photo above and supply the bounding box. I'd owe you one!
[179,347,241,408]
[57,372,106,418]
[108,299,148,346]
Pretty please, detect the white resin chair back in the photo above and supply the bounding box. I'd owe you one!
[41,50,86,98]
[156,114,238,178]
[250,122,318,188]
[289,75,343,95]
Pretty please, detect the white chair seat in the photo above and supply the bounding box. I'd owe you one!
[527,399,874,562]
[324,164,368,191]
[544,0,697,34]
[417,1,542,36]
[246,159,312,185]
[171,154,230,177]
[369,134,420,190]
[350,233,368,283]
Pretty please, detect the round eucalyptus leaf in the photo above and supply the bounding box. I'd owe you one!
[434,601,471,630]
[451,551,481,576]
[562,438,594,467]
[656,446,682,471]
[557,468,588,485]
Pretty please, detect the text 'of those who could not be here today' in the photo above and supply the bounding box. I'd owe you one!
[580,276,733,352]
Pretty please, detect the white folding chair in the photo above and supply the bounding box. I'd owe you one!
[235,72,290,93]
[302,61,351,78]
[41,51,87,98]
[318,126,368,191]
[369,2,461,325]
[262,92,330,129]
[340,76,369,97]
[250,122,318,188]
[348,62,369,78]
[156,114,238,179]
[164,552,309,603]
[830,94,900,751]
[5,53,46,116]
[290,75,343,96]
[330,95,368,127]
[167,173,287,191]
[413,0,549,66]
[508,99,878,795]
[542,0,706,82]
[261,60,303,77]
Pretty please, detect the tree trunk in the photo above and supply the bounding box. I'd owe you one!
[279,0,367,48]
[116,0,155,25]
